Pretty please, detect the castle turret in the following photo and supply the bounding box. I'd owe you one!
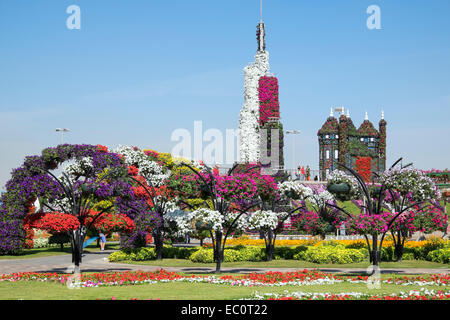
[318,108,339,180]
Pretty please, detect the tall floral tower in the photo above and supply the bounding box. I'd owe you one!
[238,11,284,169]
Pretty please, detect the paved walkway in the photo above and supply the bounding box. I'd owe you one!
[0,251,449,275]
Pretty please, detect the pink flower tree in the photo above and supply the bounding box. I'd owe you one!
[291,184,343,240]
[247,178,308,261]
[178,162,261,273]
[327,158,440,268]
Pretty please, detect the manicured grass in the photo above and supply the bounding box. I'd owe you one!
[0,246,72,260]
[0,243,120,260]
[0,274,445,300]
[113,258,449,269]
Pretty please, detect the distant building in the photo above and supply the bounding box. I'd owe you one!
[318,109,387,181]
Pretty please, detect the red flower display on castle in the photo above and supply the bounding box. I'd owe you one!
[355,156,372,182]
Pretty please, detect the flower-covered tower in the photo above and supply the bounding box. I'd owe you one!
[318,108,340,180]
[238,18,284,169]
[318,110,387,181]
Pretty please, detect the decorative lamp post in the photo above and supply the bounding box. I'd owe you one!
[56,128,70,144]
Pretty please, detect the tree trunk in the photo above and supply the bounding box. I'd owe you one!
[214,231,223,273]
[371,234,379,267]
[394,244,404,262]
[154,229,163,260]
[70,227,85,274]
[394,232,404,262]
[265,230,274,261]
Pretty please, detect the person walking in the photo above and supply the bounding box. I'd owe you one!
[301,166,306,181]
[99,233,106,251]
[306,165,311,181]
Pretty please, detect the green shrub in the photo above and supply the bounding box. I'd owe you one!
[381,246,394,261]
[359,248,369,259]
[108,251,128,262]
[190,249,214,263]
[294,245,364,264]
[189,248,246,263]
[134,247,156,261]
[427,248,450,264]
[237,246,265,262]
[223,249,241,262]
[108,247,156,262]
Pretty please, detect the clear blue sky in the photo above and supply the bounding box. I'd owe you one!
[1,0,449,188]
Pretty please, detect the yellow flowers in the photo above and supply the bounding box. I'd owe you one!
[225,236,449,249]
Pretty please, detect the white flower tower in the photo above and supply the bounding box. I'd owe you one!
[238,5,270,163]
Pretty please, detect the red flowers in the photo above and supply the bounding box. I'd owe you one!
[25,212,80,234]
[24,210,135,236]
[355,156,371,182]
[128,166,139,176]
[86,211,135,234]
[97,145,109,153]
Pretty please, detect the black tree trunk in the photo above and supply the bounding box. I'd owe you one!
[154,229,163,260]
[214,231,223,273]
[265,230,275,261]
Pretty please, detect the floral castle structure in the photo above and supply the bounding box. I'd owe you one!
[238,19,284,170]
[318,109,387,181]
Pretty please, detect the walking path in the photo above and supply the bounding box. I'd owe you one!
[0,251,448,275]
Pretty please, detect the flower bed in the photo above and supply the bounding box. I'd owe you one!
[107,239,450,264]
[1,270,448,290]
[246,288,450,300]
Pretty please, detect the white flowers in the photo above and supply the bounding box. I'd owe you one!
[239,51,270,163]
[380,167,439,202]
[63,157,93,176]
[247,210,285,230]
[113,145,169,187]
[190,208,224,232]
[278,181,313,200]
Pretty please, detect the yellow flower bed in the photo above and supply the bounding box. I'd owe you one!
[225,237,449,248]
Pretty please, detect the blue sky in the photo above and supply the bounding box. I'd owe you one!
[0,0,449,188]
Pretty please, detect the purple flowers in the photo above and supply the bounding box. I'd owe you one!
[0,144,134,254]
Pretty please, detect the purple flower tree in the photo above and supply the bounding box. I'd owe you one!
[0,144,134,273]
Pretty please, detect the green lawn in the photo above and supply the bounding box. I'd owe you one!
[113,258,449,269]
[0,243,120,260]
[0,275,446,300]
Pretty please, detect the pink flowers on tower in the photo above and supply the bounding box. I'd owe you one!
[258,76,280,125]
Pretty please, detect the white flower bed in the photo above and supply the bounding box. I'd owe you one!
[243,288,450,300]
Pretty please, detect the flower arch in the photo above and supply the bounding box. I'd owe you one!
[0,144,133,254]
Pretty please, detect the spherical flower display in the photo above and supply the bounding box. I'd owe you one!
[326,169,362,200]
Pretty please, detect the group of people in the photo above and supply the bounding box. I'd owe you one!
[296,165,311,181]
